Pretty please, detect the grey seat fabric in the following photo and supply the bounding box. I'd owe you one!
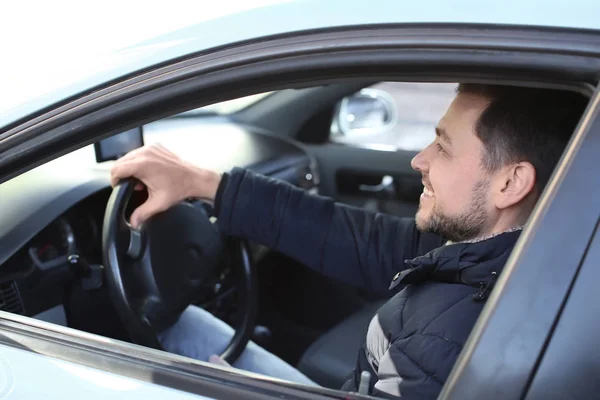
[297,300,385,389]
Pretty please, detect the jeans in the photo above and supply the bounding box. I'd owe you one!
[158,305,317,386]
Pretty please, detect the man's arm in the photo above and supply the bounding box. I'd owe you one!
[216,168,443,293]
[109,145,442,293]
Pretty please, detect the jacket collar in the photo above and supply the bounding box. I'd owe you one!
[390,230,522,298]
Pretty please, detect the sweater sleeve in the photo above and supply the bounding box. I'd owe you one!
[216,168,443,293]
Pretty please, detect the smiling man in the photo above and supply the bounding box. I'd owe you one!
[413,85,543,243]
[110,83,585,399]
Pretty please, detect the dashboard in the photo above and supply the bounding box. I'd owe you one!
[0,118,318,325]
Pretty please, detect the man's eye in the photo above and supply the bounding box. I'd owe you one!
[436,143,445,153]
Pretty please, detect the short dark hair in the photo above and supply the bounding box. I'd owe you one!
[457,83,587,191]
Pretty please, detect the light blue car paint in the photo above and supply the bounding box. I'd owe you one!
[0,345,207,399]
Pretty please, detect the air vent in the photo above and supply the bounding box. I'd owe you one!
[0,282,24,314]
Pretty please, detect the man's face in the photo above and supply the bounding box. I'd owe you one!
[411,92,494,242]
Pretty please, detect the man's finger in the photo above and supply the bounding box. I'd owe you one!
[130,197,167,229]
[110,159,144,187]
[153,143,174,157]
[115,151,137,164]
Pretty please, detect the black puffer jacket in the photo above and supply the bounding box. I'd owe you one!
[215,168,520,399]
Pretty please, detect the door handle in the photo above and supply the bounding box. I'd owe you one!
[359,175,394,193]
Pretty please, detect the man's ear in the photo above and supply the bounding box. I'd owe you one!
[493,162,536,210]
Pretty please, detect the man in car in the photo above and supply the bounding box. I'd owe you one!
[110,83,586,399]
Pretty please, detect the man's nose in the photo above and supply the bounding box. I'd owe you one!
[411,148,428,173]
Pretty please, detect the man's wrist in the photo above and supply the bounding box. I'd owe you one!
[213,172,229,217]
[187,165,222,202]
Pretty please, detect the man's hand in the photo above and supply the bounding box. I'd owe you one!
[110,144,222,229]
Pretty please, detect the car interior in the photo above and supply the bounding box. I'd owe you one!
[0,79,591,392]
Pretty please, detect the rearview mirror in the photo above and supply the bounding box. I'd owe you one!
[334,88,397,137]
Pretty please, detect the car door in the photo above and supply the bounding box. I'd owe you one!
[305,82,456,217]
[523,218,600,399]
[0,309,351,400]
[0,336,205,400]
[439,84,600,400]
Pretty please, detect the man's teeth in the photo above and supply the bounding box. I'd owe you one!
[423,187,434,197]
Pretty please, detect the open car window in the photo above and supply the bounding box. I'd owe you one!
[0,81,594,400]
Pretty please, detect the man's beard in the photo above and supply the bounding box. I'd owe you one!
[416,180,489,243]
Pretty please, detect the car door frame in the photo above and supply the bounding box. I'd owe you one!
[1,24,600,400]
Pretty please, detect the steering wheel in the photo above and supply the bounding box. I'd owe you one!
[102,179,257,364]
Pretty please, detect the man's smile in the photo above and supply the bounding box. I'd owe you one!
[421,181,435,200]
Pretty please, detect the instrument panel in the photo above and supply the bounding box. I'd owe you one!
[0,190,110,317]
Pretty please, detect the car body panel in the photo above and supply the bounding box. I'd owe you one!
[525,220,600,399]
[0,344,206,399]
[0,309,353,400]
[2,0,600,130]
